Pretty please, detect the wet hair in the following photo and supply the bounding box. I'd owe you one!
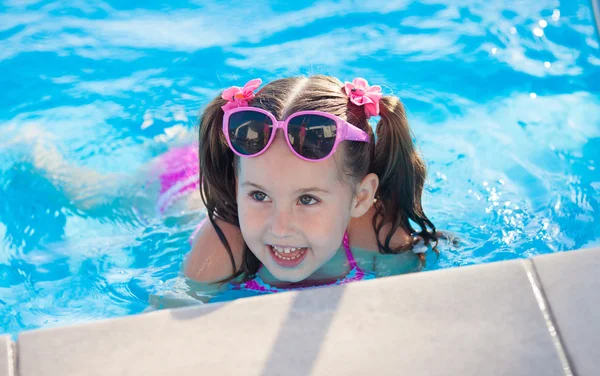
[198,75,437,281]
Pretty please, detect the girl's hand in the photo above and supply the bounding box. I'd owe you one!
[148,291,205,309]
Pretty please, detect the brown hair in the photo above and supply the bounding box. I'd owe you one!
[198,75,437,281]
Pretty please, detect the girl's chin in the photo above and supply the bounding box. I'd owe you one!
[265,261,313,283]
[261,250,314,283]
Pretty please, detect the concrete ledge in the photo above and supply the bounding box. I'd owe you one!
[15,258,569,376]
[592,0,600,40]
[532,247,600,376]
[0,335,15,376]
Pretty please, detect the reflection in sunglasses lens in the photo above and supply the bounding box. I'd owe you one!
[287,115,337,160]
[228,111,273,155]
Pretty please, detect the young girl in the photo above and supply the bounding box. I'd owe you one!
[183,75,438,293]
[7,74,438,302]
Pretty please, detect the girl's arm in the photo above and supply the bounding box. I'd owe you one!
[183,217,245,284]
[173,217,244,308]
[148,223,243,309]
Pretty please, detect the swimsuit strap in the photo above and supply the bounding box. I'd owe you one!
[342,230,360,270]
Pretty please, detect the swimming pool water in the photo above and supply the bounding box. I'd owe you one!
[1,0,599,336]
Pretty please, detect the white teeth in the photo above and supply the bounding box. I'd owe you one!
[273,249,305,260]
[273,246,297,253]
[270,246,306,261]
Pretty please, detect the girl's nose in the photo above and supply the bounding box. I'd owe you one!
[269,206,297,238]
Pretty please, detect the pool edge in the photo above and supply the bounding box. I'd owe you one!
[592,0,600,39]
[7,247,600,376]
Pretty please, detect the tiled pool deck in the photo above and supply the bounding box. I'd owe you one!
[1,247,598,376]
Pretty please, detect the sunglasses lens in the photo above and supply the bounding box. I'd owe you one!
[287,115,337,160]
[228,111,273,156]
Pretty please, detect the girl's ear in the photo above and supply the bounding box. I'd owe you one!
[350,172,379,218]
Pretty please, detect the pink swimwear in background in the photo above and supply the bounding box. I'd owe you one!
[155,145,200,215]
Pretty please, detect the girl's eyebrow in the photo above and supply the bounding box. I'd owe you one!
[241,181,330,195]
[294,187,330,195]
[241,181,268,191]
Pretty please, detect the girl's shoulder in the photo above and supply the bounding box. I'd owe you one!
[184,217,245,283]
[347,205,414,253]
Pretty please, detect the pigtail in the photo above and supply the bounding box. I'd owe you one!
[197,95,262,281]
[370,95,438,256]
[197,95,239,276]
[198,96,235,221]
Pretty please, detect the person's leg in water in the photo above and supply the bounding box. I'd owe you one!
[2,123,130,211]
[4,124,204,218]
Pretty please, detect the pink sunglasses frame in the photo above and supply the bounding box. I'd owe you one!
[222,107,370,162]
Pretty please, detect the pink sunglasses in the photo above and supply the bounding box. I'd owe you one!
[222,107,370,162]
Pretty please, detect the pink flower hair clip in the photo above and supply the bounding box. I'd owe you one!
[344,77,383,118]
[221,78,262,111]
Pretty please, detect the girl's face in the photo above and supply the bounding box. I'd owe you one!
[236,132,356,282]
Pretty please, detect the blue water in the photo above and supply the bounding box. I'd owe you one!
[1,0,599,336]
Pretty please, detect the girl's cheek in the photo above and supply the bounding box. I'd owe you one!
[240,204,268,228]
[298,207,336,234]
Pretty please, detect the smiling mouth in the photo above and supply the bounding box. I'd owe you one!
[268,245,309,267]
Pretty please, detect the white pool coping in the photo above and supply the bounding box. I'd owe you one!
[2,247,598,376]
[592,0,600,39]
